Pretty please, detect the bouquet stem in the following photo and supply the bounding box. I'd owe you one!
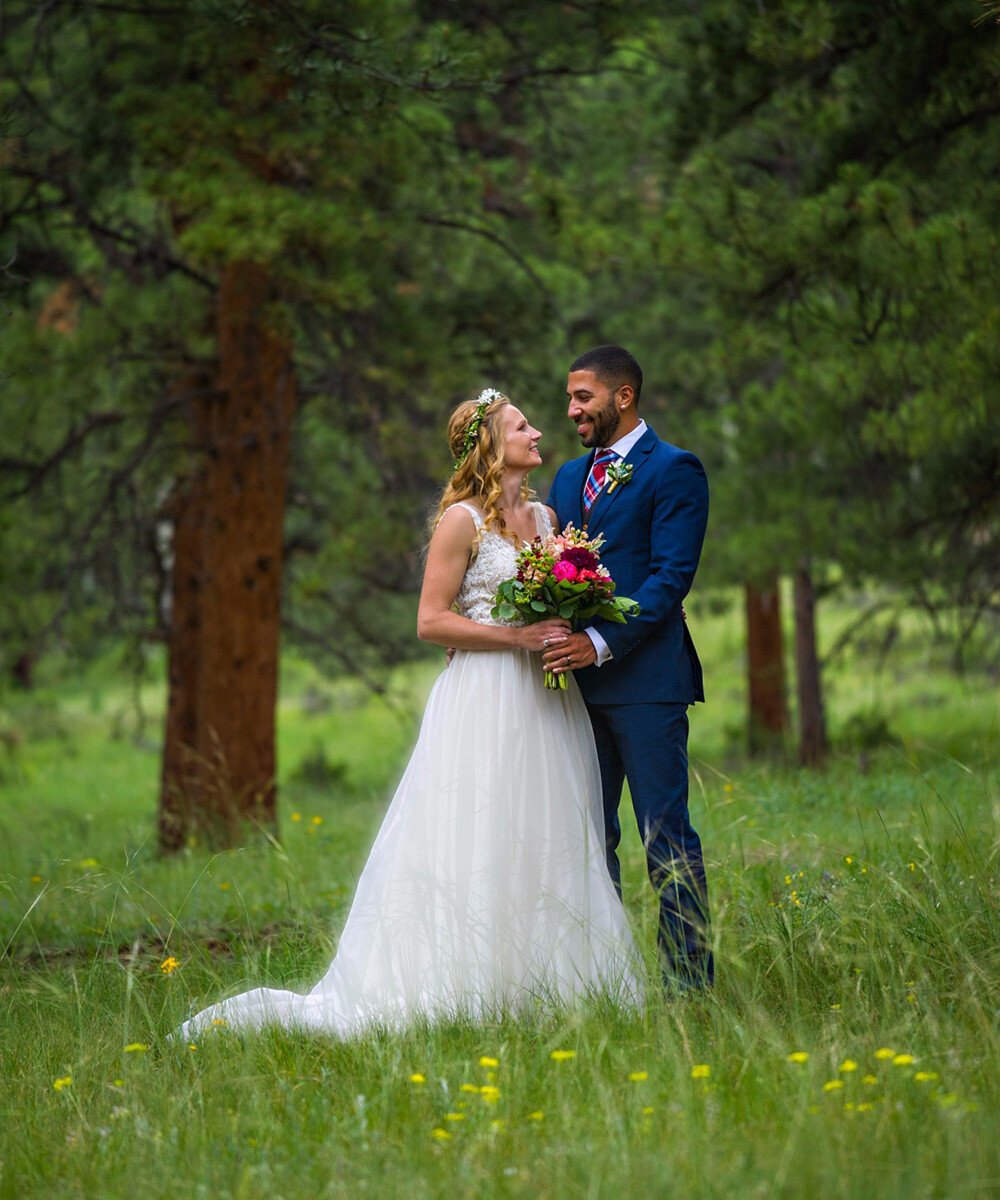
[543,669,568,691]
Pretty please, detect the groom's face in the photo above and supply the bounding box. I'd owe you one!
[567,370,622,449]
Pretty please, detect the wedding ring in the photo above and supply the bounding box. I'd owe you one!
[543,638,550,648]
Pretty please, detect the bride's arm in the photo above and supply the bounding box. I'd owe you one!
[417,507,569,652]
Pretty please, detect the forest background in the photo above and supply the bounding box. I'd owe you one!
[0,4,998,1197]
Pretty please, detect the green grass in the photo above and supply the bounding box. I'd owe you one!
[0,594,997,1199]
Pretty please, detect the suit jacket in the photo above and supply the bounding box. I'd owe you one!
[547,425,708,705]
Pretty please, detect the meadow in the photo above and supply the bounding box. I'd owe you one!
[1,593,997,1199]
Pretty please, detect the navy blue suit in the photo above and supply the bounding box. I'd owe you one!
[548,425,713,987]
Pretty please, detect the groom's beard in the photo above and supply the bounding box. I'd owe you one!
[580,396,621,449]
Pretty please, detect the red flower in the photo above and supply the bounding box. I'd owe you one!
[561,546,599,572]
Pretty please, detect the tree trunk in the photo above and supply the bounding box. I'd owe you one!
[157,263,297,850]
[793,559,828,768]
[745,578,789,755]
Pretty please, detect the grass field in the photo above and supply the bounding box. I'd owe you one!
[1,593,997,1199]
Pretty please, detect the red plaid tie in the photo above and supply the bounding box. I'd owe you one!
[583,448,617,513]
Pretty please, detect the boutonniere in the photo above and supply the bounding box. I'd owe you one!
[605,461,634,493]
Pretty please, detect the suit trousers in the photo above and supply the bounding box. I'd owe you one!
[586,700,714,989]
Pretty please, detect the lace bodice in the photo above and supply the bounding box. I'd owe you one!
[451,501,552,626]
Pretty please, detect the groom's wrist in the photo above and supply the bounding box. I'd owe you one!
[584,627,612,666]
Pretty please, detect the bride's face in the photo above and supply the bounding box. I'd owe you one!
[502,405,543,473]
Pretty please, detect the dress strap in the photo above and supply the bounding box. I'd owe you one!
[532,502,554,538]
[451,500,484,530]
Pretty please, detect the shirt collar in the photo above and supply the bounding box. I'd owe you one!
[605,419,647,459]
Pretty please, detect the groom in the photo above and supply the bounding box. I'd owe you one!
[544,345,713,990]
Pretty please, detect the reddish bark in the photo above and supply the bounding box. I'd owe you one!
[157,263,296,850]
[745,578,789,754]
[793,559,828,768]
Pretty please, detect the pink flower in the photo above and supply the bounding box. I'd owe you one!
[552,560,579,582]
[578,569,598,582]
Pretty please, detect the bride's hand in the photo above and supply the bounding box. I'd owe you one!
[518,619,571,652]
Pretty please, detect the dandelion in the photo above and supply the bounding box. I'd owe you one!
[862,1074,878,1085]
[444,1113,465,1121]
[550,1049,577,1062]
[874,1048,895,1060]
[908,862,916,872]
[787,1051,809,1064]
[830,1003,841,1010]
[723,782,734,794]
[892,1054,915,1066]
[53,1076,72,1091]
[159,956,180,975]
[642,1106,655,1115]
[291,813,302,823]
[629,1070,649,1082]
[823,1080,844,1092]
[409,1073,426,1084]
[479,1085,500,1103]
[844,856,853,866]
[913,1072,939,1083]
[785,874,793,886]
[527,1111,544,1121]
[839,1060,858,1073]
[124,1043,149,1053]
[188,1043,197,1052]
[310,815,323,826]
[479,1056,499,1068]
[460,1083,479,1094]
[111,1079,124,1088]
[30,875,42,884]
[857,1102,875,1112]
[78,858,99,868]
[211,1018,227,1027]
[690,1065,711,1080]
[431,1128,452,1141]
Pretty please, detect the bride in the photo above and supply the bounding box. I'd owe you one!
[176,389,642,1040]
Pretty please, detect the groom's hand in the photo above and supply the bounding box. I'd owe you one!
[543,632,597,675]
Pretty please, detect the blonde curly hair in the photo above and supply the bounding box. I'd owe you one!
[432,392,533,545]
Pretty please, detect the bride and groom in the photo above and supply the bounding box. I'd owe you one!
[177,344,712,1041]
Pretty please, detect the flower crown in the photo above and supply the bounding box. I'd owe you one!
[452,388,503,471]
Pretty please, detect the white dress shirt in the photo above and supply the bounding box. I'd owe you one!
[582,420,647,667]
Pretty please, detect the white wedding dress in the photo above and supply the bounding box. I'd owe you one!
[176,502,642,1041]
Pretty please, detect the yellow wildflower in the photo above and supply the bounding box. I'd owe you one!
[188,1043,197,1051]
[431,1128,452,1141]
[489,1119,505,1132]
[78,858,99,868]
[938,1092,959,1107]
[479,1056,499,1068]
[124,1043,149,1053]
[892,1054,915,1066]
[444,1113,465,1121]
[218,882,231,890]
[913,1071,939,1083]
[479,1085,500,1103]
[823,1080,844,1092]
[844,856,853,866]
[839,1059,858,1073]
[787,1051,809,1064]
[908,862,916,872]
[159,956,181,975]
[460,1083,479,1093]
[111,1079,124,1087]
[53,1076,72,1091]
[629,1070,649,1082]
[862,1074,878,1085]
[874,1048,895,1060]
[30,875,42,884]
[409,1073,426,1084]
[291,812,302,822]
[830,1003,841,1010]
[527,1111,544,1121]
[642,1106,654,1115]
[690,1064,711,1080]
[550,1049,577,1062]
[211,1018,227,1027]
[310,815,323,826]
[857,1102,875,1112]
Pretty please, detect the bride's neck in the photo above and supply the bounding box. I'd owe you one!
[499,472,527,513]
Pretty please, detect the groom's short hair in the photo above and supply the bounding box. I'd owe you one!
[570,345,643,403]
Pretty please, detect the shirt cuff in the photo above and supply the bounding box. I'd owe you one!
[584,627,613,667]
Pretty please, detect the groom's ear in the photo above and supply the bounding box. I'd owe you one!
[617,384,636,411]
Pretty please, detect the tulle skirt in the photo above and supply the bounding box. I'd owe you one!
[176,648,643,1040]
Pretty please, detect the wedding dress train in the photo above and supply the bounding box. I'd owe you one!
[176,502,642,1040]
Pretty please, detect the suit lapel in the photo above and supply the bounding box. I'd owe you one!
[585,425,658,531]
[566,452,592,530]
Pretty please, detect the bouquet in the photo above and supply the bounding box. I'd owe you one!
[491,524,640,689]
